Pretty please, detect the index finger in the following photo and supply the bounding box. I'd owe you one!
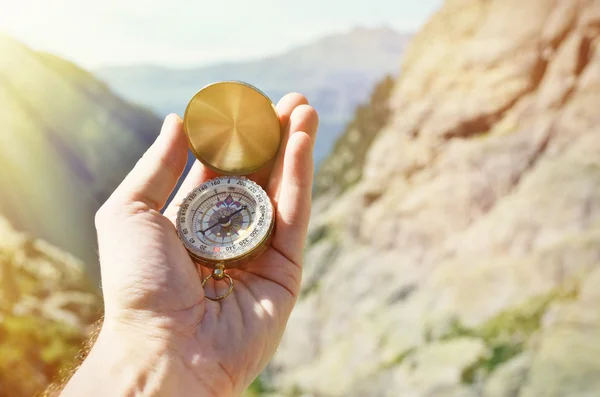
[163,157,219,222]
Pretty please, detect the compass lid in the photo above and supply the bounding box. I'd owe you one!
[183,81,281,175]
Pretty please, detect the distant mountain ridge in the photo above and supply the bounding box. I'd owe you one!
[96,27,412,164]
[0,34,161,275]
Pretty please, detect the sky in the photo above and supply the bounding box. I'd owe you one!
[0,0,442,69]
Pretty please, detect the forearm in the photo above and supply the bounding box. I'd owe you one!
[60,323,228,397]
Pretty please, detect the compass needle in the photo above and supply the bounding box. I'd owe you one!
[178,176,274,271]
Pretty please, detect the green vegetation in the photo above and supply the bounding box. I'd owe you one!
[0,216,101,397]
[382,347,417,370]
[0,314,86,397]
[306,225,332,247]
[314,75,396,197]
[302,225,342,296]
[243,376,269,397]
[437,286,579,384]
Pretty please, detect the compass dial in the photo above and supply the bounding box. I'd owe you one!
[176,176,274,267]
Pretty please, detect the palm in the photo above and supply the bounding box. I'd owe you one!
[94,93,318,394]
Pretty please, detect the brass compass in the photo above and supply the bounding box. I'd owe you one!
[177,81,280,301]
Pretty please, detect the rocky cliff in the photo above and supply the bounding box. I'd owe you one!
[0,35,161,273]
[270,0,600,396]
[0,215,101,397]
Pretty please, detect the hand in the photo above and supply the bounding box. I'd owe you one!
[60,94,318,396]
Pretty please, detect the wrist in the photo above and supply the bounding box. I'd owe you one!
[60,319,234,397]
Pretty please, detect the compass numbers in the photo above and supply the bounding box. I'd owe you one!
[176,176,274,263]
[238,203,267,247]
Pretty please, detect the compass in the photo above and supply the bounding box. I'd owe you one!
[176,81,280,300]
[176,176,274,268]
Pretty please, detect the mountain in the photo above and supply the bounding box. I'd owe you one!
[268,0,600,396]
[95,27,412,164]
[313,74,396,200]
[0,215,101,397]
[0,34,161,276]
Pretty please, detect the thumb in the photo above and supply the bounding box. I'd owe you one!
[94,114,191,312]
[103,113,188,213]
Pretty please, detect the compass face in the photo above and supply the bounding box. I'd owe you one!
[176,176,274,265]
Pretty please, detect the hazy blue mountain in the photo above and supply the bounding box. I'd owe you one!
[96,27,412,164]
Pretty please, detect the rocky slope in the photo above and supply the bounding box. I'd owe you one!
[0,35,161,274]
[313,75,395,201]
[96,27,412,164]
[0,215,101,397]
[269,0,600,396]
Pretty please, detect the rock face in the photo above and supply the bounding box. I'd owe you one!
[0,215,101,397]
[269,0,600,395]
[0,35,161,274]
[313,75,395,203]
